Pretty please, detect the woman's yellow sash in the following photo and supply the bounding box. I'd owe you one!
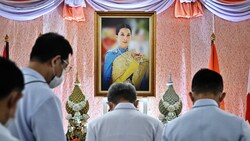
[112,51,149,89]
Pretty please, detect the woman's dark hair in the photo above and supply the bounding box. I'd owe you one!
[116,24,132,35]
[30,32,73,62]
[0,57,24,100]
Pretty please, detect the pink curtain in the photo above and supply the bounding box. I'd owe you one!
[63,5,85,22]
[200,0,250,22]
[0,0,63,20]
[85,0,175,14]
[175,0,203,18]
[63,0,86,22]
[219,0,246,3]
[0,0,249,22]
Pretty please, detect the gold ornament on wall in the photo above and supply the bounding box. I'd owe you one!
[65,72,89,141]
[158,74,182,124]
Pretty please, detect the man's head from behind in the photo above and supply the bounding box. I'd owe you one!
[107,82,138,111]
[30,32,73,62]
[189,68,225,106]
[0,57,24,125]
[29,32,73,88]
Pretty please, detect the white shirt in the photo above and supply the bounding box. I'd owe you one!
[0,123,19,141]
[162,99,250,141]
[86,103,163,141]
[8,67,66,141]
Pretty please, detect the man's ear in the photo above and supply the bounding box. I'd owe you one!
[189,92,194,103]
[107,102,115,112]
[50,55,61,67]
[219,92,226,102]
[7,91,22,109]
[133,100,139,108]
[7,91,22,117]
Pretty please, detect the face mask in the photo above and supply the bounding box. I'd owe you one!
[49,62,64,88]
[49,75,64,88]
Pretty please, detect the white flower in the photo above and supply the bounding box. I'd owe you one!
[68,100,74,107]
[159,114,165,121]
[167,105,175,111]
[79,101,86,107]
[168,112,176,118]
[163,101,170,108]
[67,99,87,111]
[82,114,90,120]
[66,114,72,120]
[74,111,81,117]
[73,105,81,111]
[82,127,87,133]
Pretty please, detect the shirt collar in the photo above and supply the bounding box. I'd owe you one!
[22,67,47,83]
[114,103,137,110]
[118,47,128,53]
[0,123,12,136]
[192,99,218,109]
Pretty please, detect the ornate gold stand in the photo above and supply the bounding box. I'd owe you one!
[65,73,89,141]
[159,74,183,124]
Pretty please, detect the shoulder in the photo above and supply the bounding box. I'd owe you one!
[106,48,119,55]
[0,134,19,141]
[24,83,55,99]
[0,125,19,141]
[88,114,107,129]
[88,111,121,126]
[133,112,163,127]
[145,115,162,124]
[22,84,61,112]
[218,109,247,124]
[104,48,120,62]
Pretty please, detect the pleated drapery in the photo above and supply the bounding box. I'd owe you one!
[0,0,249,21]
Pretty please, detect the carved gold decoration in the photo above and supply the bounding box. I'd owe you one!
[65,73,89,141]
[159,74,183,123]
[5,34,9,42]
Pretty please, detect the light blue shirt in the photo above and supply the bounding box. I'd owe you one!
[86,103,163,141]
[8,67,66,141]
[162,99,250,141]
[0,123,19,141]
[103,47,128,90]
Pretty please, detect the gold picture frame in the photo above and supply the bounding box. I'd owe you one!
[94,11,156,97]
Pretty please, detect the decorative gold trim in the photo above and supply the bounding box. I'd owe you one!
[211,33,215,41]
[5,34,9,42]
[94,11,156,97]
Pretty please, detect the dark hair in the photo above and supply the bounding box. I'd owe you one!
[30,32,73,62]
[192,68,223,95]
[116,24,132,35]
[108,82,137,104]
[0,57,24,100]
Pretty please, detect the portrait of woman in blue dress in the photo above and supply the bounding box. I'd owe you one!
[102,24,149,91]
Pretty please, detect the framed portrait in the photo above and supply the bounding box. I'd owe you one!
[94,11,156,97]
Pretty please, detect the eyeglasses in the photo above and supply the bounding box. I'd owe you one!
[62,60,72,73]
